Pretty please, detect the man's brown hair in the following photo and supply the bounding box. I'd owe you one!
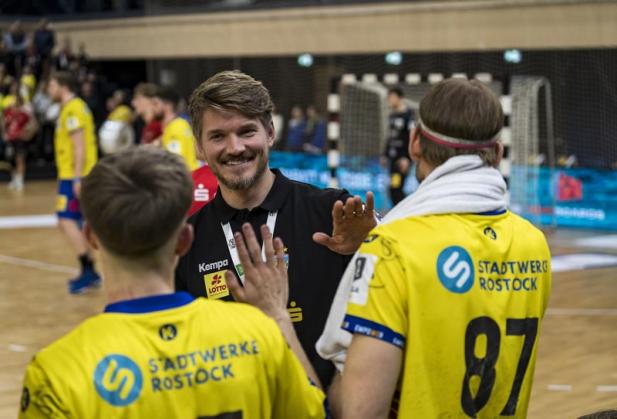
[81,147,192,259]
[418,78,503,167]
[50,71,78,94]
[188,70,273,142]
[133,82,159,98]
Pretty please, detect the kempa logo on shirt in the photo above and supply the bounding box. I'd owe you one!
[198,259,229,273]
[204,270,230,299]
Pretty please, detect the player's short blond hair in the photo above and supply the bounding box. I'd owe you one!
[188,70,273,143]
[418,78,503,167]
[81,147,192,260]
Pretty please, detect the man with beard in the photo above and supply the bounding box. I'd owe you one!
[175,70,376,388]
[48,71,101,293]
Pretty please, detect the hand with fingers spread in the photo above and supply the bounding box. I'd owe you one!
[225,223,289,321]
[313,191,378,255]
[226,222,323,389]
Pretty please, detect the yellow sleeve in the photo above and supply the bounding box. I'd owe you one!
[64,103,86,133]
[109,106,132,123]
[270,324,326,419]
[343,232,408,349]
[19,358,70,419]
[163,122,198,170]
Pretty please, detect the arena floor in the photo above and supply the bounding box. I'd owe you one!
[0,181,616,418]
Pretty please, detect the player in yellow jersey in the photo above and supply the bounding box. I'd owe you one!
[318,78,552,418]
[19,147,325,419]
[48,71,100,294]
[157,87,200,170]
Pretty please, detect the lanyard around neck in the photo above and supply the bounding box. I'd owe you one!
[221,210,278,285]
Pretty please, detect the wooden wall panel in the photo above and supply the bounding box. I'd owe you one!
[48,1,617,59]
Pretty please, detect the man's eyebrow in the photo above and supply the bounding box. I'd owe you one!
[206,128,224,137]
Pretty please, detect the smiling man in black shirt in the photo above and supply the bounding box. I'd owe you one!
[175,70,376,388]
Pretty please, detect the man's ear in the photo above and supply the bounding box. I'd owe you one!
[267,121,275,147]
[493,142,504,168]
[83,223,99,250]
[175,223,194,257]
[409,127,422,162]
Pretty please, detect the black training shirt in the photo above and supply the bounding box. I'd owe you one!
[175,169,353,386]
[385,108,415,169]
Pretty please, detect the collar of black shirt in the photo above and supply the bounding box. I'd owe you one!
[213,169,292,223]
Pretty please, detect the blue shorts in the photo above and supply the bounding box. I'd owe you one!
[56,179,82,221]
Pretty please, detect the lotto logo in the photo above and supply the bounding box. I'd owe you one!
[94,354,143,407]
[436,246,475,294]
[204,270,230,299]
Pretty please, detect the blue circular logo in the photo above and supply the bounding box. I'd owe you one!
[436,246,475,293]
[94,354,143,407]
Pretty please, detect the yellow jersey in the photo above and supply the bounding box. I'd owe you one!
[344,211,551,418]
[20,292,325,419]
[1,94,16,110]
[108,104,132,123]
[20,74,36,100]
[54,97,98,180]
[162,117,199,170]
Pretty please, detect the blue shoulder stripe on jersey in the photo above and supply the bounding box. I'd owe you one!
[104,292,195,314]
[476,208,507,216]
[342,315,405,349]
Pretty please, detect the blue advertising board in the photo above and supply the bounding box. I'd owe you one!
[270,151,398,211]
[271,153,617,230]
[502,165,617,230]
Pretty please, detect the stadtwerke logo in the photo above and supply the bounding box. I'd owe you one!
[94,354,143,406]
[436,246,475,293]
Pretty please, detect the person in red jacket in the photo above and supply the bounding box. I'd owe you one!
[131,82,163,145]
[2,93,37,191]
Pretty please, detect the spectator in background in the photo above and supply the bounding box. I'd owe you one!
[286,105,305,152]
[20,64,36,101]
[3,21,28,76]
[33,19,55,80]
[302,105,327,155]
[131,82,163,145]
[55,37,74,71]
[77,42,88,71]
[80,80,104,128]
[32,79,56,160]
[0,64,13,93]
[99,90,134,155]
[2,93,37,191]
[272,104,284,145]
[1,80,19,110]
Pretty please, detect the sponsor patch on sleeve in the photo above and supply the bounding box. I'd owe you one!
[166,140,182,154]
[348,253,378,306]
[66,115,81,131]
